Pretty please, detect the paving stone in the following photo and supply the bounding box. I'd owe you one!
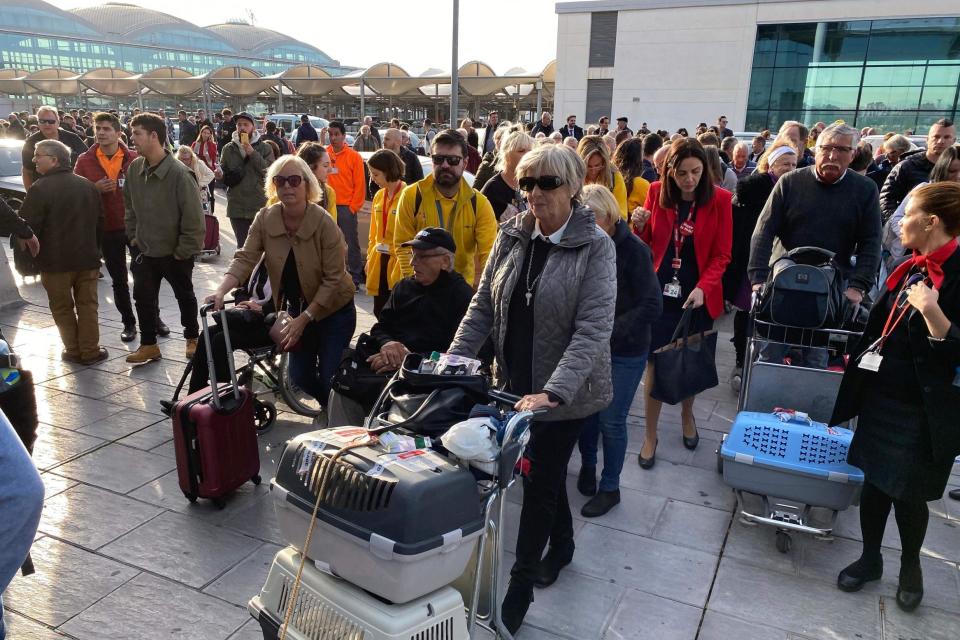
[52,443,175,493]
[2,536,139,627]
[76,407,165,441]
[617,456,736,512]
[150,438,177,459]
[698,611,790,640]
[99,511,262,588]
[605,587,703,640]
[35,391,125,430]
[125,357,192,387]
[0,610,74,639]
[650,498,732,555]
[31,424,106,471]
[202,542,283,607]
[59,573,248,640]
[522,571,622,638]
[709,556,882,639]
[39,368,141,400]
[227,620,266,640]
[39,472,77,499]
[570,523,718,607]
[101,379,175,415]
[564,478,667,536]
[128,470,269,521]
[881,595,960,640]
[722,517,799,577]
[117,421,173,451]
[219,494,285,545]
[39,484,163,549]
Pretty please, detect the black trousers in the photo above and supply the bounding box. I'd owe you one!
[130,249,198,345]
[207,183,216,213]
[511,417,584,587]
[187,308,272,393]
[230,218,252,251]
[859,480,929,571]
[101,230,135,326]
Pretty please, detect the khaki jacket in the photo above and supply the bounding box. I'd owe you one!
[226,203,354,319]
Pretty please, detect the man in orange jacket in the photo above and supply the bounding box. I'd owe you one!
[326,121,366,287]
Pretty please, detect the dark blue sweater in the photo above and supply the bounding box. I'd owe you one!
[610,219,663,356]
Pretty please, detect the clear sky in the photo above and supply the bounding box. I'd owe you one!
[48,0,560,74]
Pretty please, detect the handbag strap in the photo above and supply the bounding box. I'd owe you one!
[668,306,696,346]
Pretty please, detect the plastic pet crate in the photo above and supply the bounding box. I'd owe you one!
[720,411,864,510]
[272,430,484,604]
[249,547,469,640]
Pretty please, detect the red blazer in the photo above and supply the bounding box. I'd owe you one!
[74,142,138,233]
[638,181,733,319]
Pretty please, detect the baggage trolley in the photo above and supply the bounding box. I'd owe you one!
[717,295,864,553]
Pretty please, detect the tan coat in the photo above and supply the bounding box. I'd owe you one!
[227,202,354,320]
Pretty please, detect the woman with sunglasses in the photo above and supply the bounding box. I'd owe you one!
[450,144,616,635]
[831,182,960,612]
[206,156,355,405]
[577,135,628,219]
[631,137,732,468]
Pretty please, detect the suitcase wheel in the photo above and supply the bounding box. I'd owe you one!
[252,474,262,486]
[183,492,198,503]
[213,497,227,509]
[253,399,277,434]
[216,245,221,256]
[775,530,792,554]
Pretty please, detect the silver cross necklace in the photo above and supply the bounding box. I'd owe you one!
[525,240,545,306]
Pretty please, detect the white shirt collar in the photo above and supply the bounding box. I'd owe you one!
[531,208,573,244]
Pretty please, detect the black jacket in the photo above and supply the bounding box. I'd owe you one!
[831,249,960,462]
[22,129,87,181]
[398,145,424,185]
[609,219,662,356]
[880,150,935,223]
[0,198,32,239]
[531,121,554,137]
[724,172,775,301]
[558,124,584,141]
[178,120,197,147]
[369,270,473,355]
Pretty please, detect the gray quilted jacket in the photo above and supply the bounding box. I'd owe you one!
[450,203,616,421]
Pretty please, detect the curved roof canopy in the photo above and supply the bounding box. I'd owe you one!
[207,66,281,96]
[79,67,140,96]
[24,68,81,96]
[0,69,33,96]
[138,67,203,96]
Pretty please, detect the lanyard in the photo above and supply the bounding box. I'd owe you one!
[670,203,696,276]
[435,198,458,231]
[872,273,926,354]
[381,182,402,238]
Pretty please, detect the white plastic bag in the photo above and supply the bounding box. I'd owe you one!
[441,417,498,461]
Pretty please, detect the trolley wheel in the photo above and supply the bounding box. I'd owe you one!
[251,474,262,486]
[253,399,277,434]
[215,245,221,256]
[213,497,227,510]
[277,352,322,417]
[184,492,198,503]
[775,530,792,554]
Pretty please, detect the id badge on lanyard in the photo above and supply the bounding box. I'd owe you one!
[857,275,921,371]
[663,205,696,299]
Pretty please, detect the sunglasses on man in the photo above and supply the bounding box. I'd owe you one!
[38,119,57,125]
[432,154,463,167]
[518,176,564,192]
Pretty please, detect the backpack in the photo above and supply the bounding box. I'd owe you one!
[757,246,845,329]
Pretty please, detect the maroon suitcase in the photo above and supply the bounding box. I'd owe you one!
[171,304,260,507]
[201,213,221,256]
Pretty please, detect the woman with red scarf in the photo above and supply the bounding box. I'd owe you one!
[831,182,960,613]
[191,125,219,212]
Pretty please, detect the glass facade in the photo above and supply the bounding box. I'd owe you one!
[746,18,960,133]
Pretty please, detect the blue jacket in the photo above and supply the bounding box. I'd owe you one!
[610,219,662,356]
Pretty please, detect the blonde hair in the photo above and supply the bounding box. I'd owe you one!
[577,135,616,189]
[176,144,199,170]
[581,184,620,226]
[264,155,321,205]
[496,131,534,172]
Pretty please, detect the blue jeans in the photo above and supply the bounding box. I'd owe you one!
[0,410,45,638]
[578,355,648,492]
[287,302,356,403]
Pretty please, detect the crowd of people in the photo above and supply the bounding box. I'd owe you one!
[4,100,960,635]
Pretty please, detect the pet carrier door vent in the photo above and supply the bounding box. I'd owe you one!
[410,616,455,640]
[277,576,367,639]
[291,443,397,511]
[798,433,849,465]
[741,425,789,458]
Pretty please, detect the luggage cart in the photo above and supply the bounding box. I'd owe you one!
[717,297,864,553]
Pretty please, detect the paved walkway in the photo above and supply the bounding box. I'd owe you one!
[2,199,959,639]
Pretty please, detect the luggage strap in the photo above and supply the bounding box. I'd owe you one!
[0,353,20,369]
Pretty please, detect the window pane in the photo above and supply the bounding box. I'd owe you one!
[862,66,926,86]
[813,21,870,64]
[924,65,960,85]
[745,110,771,132]
[769,67,807,110]
[920,85,958,110]
[804,86,860,110]
[776,23,816,67]
[867,18,960,63]
[805,65,862,87]
[747,68,773,110]
[858,112,920,132]
[753,25,778,68]
[859,86,921,111]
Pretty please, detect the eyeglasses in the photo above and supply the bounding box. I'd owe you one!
[432,154,462,167]
[518,176,564,192]
[412,251,447,260]
[33,154,54,160]
[38,119,57,125]
[819,145,854,155]
[272,175,303,188]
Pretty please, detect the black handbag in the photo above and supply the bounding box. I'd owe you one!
[756,246,846,329]
[330,335,390,408]
[651,307,719,405]
[10,236,40,277]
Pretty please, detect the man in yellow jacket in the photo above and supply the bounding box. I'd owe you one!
[393,129,497,288]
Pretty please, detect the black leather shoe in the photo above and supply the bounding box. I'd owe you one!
[896,565,923,612]
[837,558,883,592]
[534,541,575,588]
[581,489,620,518]
[682,420,700,450]
[159,400,174,417]
[156,318,171,337]
[577,466,597,497]
[896,585,924,612]
[949,488,960,501]
[120,323,137,343]
[638,439,657,470]
[500,581,533,635]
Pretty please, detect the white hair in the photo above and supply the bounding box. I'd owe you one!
[549,131,563,141]
[817,123,860,147]
[36,105,58,119]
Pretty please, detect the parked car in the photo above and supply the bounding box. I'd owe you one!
[862,134,926,154]
[0,139,25,212]
[263,114,353,146]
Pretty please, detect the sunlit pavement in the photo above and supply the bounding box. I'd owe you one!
[2,191,959,639]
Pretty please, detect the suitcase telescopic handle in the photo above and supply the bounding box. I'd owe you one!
[199,301,241,409]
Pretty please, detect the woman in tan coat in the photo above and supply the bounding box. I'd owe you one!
[208,155,355,404]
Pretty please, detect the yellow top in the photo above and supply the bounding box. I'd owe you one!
[322,184,337,222]
[626,176,651,215]
[366,181,405,296]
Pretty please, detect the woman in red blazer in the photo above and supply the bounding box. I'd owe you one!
[633,138,732,469]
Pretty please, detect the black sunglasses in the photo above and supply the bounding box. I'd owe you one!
[272,175,303,188]
[38,119,57,125]
[518,176,564,192]
[432,154,462,167]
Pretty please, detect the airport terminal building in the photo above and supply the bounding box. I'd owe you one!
[554,0,960,133]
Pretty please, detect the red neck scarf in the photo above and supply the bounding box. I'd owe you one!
[885,237,958,291]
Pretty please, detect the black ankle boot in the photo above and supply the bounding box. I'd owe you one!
[577,465,597,497]
[501,581,534,634]
[837,556,883,592]
[896,563,923,612]
[534,541,575,588]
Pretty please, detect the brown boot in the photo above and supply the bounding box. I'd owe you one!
[126,343,162,364]
[185,338,198,359]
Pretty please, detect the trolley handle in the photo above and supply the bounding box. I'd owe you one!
[198,298,241,409]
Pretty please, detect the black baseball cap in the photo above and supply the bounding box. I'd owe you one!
[401,227,456,253]
[235,111,256,126]
[617,116,628,122]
